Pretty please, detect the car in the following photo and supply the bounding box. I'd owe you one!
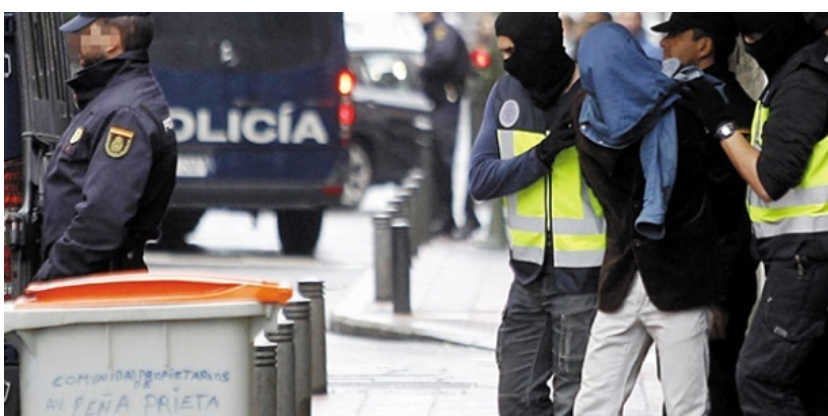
[343,47,433,207]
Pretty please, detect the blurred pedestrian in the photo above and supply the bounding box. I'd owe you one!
[468,13,605,416]
[417,12,470,237]
[652,12,757,416]
[617,12,662,60]
[570,12,612,57]
[572,22,724,415]
[34,13,177,280]
[683,12,827,416]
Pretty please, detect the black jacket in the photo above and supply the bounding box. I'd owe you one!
[35,50,177,281]
[755,36,828,262]
[577,104,724,312]
[420,16,469,106]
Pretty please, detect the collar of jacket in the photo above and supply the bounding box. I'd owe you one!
[67,50,150,110]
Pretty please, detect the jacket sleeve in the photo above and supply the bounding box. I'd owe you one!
[36,107,154,279]
[468,80,550,201]
[757,68,828,200]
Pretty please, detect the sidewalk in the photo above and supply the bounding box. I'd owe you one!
[328,235,665,415]
[330,235,510,351]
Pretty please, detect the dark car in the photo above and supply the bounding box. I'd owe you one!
[343,48,433,207]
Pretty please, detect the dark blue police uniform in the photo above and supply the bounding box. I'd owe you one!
[34,49,177,280]
[420,14,469,235]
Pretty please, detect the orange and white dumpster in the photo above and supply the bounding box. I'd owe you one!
[4,273,292,416]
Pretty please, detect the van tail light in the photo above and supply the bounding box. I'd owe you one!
[337,69,356,147]
[338,69,355,96]
[471,47,492,70]
[5,158,24,300]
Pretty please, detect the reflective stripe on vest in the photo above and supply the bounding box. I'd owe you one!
[498,130,606,268]
[747,102,828,238]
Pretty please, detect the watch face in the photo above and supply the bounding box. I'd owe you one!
[717,123,735,140]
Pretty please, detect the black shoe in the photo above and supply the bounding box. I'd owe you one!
[454,220,481,240]
[430,219,457,238]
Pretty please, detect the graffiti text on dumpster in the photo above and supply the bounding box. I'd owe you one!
[43,368,231,415]
[44,389,221,415]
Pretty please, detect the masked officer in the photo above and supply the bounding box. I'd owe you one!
[683,12,827,416]
[652,12,757,416]
[417,12,470,237]
[468,13,604,416]
[34,12,177,280]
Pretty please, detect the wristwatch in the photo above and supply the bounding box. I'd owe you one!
[714,121,737,141]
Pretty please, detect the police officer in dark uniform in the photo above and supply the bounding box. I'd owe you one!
[34,12,177,280]
[417,12,469,237]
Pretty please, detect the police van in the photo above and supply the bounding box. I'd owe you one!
[150,13,353,255]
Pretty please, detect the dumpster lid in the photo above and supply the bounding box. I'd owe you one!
[14,273,293,309]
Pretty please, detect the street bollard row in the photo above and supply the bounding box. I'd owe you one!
[257,280,329,416]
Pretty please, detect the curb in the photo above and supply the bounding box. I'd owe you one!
[328,269,496,351]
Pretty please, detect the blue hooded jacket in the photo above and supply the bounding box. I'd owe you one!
[578,23,701,240]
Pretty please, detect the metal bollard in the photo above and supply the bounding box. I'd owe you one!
[254,342,277,416]
[408,170,428,250]
[373,212,393,301]
[268,324,296,416]
[392,218,412,314]
[416,131,435,239]
[403,180,420,254]
[282,299,311,416]
[298,280,328,395]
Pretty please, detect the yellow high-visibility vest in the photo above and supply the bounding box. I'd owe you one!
[747,102,828,238]
[498,130,606,268]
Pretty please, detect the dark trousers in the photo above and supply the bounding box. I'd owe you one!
[496,276,596,416]
[430,100,460,232]
[709,233,758,416]
[736,259,828,416]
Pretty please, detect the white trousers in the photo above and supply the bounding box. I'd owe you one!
[574,273,711,416]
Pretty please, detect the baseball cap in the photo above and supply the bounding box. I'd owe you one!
[651,12,735,37]
[60,12,150,33]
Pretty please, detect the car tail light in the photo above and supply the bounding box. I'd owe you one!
[5,158,24,301]
[471,47,492,70]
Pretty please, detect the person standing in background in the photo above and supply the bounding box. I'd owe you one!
[417,12,470,238]
[617,12,662,60]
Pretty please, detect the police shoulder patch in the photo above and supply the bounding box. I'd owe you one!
[499,99,520,128]
[105,126,135,159]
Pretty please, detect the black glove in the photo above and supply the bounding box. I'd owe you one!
[534,124,576,166]
[680,77,734,135]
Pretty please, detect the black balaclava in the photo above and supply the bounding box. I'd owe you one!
[495,13,575,109]
[735,13,819,79]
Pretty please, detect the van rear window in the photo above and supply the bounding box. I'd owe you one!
[151,13,335,73]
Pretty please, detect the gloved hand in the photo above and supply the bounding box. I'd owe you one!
[534,123,576,166]
[680,77,734,135]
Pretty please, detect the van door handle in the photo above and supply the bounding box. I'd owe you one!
[233,98,264,109]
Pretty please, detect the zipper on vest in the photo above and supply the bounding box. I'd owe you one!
[545,172,554,257]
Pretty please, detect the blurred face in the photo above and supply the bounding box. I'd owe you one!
[660,29,704,66]
[67,20,122,68]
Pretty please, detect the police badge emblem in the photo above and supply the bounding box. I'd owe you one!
[105,127,134,158]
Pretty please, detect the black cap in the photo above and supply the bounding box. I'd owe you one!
[651,12,735,37]
[60,12,149,33]
[804,13,828,32]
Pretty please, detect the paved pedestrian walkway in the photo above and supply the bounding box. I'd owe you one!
[328,236,665,415]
